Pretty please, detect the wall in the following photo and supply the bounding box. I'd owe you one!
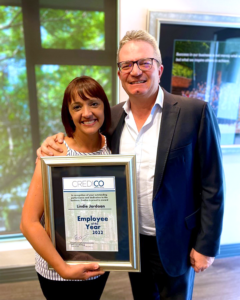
[119,0,240,36]
[119,0,240,245]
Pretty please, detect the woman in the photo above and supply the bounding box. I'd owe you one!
[20,76,111,300]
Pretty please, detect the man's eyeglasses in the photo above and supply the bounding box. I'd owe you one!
[117,58,160,73]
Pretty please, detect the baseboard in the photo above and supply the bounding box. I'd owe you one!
[0,266,37,284]
[217,243,240,259]
[0,244,239,284]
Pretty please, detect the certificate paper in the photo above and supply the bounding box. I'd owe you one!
[62,177,118,252]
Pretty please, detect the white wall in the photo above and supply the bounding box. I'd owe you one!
[119,0,240,245]
[119,0,240,36]
[221,153,240,244]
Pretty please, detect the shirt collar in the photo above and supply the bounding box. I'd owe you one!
[122,87,164,115]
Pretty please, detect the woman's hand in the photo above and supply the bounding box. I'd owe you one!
[36,132,65,161]
[59,262,105,280]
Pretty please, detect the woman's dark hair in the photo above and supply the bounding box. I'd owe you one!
[61,76,111,137]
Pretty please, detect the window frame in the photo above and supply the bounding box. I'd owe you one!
[0,0,119,238]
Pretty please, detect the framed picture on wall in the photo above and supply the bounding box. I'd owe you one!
[147,11,240,147]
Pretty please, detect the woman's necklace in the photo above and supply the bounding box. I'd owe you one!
[73,134,102,153]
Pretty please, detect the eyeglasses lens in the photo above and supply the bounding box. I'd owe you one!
[121,62,133,72]
[138,59,152,70]
[120,58,153,73]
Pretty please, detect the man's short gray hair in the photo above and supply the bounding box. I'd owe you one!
[117,30,162,64]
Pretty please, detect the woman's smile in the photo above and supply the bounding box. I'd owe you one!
[81,119,98,126]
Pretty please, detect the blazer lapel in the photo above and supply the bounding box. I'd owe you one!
[153,90,180,199]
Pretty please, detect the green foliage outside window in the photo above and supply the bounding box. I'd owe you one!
[40,9,105,50]
[0,5,110,234]
[0,6,33,233]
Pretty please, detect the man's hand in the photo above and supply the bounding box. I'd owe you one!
[36,132,65,161]
[190,248,214,273]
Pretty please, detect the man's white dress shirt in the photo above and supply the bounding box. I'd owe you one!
[119,88,164,236]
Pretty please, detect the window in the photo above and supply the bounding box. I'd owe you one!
[0,0,118,235]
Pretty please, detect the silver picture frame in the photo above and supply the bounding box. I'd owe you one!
[41,154,140,272]
[147,11,240,43]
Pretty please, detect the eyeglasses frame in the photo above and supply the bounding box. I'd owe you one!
[117,57,161,73]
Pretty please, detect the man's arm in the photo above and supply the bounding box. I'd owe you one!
[36,132,65,158]
[191,102,224,272]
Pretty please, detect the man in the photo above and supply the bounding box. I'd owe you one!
[38,30,224,299]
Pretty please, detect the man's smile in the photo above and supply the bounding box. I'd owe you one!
[129,80,147,85]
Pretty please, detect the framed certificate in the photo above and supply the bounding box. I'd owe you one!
[41,155,140,272]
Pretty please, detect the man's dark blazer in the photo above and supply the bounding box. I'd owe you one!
[107,88,224,277]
